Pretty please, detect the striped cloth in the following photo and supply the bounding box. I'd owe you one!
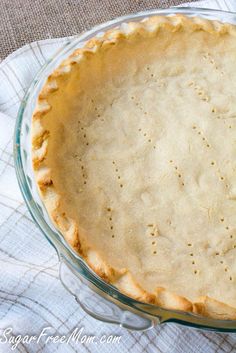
[1,1,236,352]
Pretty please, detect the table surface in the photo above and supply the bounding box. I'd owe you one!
[0,0,198,60]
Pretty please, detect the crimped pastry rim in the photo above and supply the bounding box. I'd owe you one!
[31,14,236,320]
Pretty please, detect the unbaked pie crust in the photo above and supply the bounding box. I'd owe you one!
[32,15,236,319]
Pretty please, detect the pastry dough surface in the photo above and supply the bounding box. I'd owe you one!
[32,16,236,318]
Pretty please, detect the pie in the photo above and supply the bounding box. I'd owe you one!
[31,15,236,320]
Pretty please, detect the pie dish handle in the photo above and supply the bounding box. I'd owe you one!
[59,255,157,331]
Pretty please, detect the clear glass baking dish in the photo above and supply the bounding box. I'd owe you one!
[14,7,236,332]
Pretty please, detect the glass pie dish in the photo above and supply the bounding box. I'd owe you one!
[14,7,236,332]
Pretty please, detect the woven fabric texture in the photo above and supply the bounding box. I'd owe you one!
[0,0,200,59]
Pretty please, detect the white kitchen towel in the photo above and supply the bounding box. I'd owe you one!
[1,1,236,352]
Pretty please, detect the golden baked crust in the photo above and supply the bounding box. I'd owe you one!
[31,15,236,319]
